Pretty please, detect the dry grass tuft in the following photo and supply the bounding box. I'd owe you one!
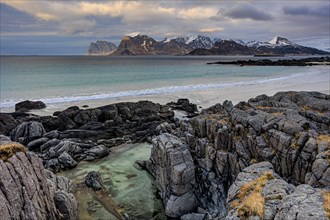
[0,143,26,161]
[238,191,265,219]
[323,191,330,219]
[317,135,330,145]
[235,171,274,219]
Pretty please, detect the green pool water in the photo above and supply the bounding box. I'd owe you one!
[60,143,165,220]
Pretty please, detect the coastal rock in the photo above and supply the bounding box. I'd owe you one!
[167,98,198,114]
[88,40,117,56]
[146,133,198,217]
[145,91,330,219]
[15,100,46,112]
[0,113,17,136]
[85,171,103,190]
[274,184,328,220]
[11,121,46,145]
[0,140,77,220]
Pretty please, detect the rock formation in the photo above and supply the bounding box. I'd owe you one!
[207,56,330,66]
[15,100,46,112]
[1,100,176,173]
[87,40,117,55]
[0,136,77,220]
[144,91,330,219]
[1,92,329,219]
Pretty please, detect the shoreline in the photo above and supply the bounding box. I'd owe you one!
[1,65,329,116]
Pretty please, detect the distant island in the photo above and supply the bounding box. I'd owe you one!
[87,34,330,56]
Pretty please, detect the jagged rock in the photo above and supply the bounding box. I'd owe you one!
[0,142,77,220]
[85,171,103,190]
[58,152,77,169]
[146,133,198,217]
[54,191,77,220]
[146,91,330,219]
[226,162,294,220]
[11,121,46,145]
[274,184,328,220]
[167,98,198,114]
[0,113,17,136]
[15,100,46,112]
[26,137,49,151]
[180,213,205,220]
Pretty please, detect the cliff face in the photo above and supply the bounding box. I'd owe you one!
[88,40,117,55]
[145,91,330,219]
[0,136,77,220]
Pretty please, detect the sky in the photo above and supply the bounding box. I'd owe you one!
[1,0,329,55]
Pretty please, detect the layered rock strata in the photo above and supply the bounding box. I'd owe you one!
[0,136,77,220]
[145,91,330,218]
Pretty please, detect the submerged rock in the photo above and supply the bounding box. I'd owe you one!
[15,100,46,112]
[85,171,103,190]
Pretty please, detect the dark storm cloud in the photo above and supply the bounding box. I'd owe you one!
[283,5,330,17]
[223,4,274,21]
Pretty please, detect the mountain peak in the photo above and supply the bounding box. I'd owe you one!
[269,36,294,46]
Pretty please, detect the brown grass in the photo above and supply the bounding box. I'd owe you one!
[255,106,271,110]
[235,171,273,219]
[0,143,26,161]
[238,191,265,218]
[317,135,330,145]
[323,191,330,219]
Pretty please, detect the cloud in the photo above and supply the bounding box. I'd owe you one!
[199,27,224,33]
[178,7,218,20]
[283,5,330,17]
[222,3,274,21]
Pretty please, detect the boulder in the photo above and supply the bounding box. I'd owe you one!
[15,100,46,112]
[0,113,17,135]
[85,171,103,190]
[11,121,46,145]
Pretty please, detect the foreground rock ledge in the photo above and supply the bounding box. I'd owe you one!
[0,136,77,220]
[145,91,330,219]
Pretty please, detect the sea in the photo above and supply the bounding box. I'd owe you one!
[1,55,329,113]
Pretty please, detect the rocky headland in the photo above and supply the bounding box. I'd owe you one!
[1,91,329,219]
[207,56,330,66]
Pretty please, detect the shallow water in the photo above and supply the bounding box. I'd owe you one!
[60,143,166,220]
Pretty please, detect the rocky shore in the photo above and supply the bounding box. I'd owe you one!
[144,91,330,219]
[1,91,329,219]
[207,56,330,66]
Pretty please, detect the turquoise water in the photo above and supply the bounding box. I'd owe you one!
[60,143,165,220]
[0,55,313,109]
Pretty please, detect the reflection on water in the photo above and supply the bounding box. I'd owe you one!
[60,143,166,220]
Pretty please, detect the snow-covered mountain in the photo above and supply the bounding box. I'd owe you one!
[162,35,213,49]
[247,36,299,49]
[90,34,329,56]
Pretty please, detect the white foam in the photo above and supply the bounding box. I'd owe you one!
[2,69,319,109]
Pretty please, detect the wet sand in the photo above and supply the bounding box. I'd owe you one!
[2,66,329,116]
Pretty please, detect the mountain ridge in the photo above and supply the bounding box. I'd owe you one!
[87,35,329,56]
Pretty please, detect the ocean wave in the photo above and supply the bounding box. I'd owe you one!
[0,70,320,109]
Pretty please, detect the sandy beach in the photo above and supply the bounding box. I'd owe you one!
[17,65,327,116]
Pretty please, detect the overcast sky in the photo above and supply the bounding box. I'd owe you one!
[1,0,329,55]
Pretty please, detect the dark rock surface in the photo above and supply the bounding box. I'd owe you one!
[15,100,46,112]
[85,171,103,190]
[3,100,180,173]
[144,91,330,219]
[0,139,77,220]
[207,56,330,66]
